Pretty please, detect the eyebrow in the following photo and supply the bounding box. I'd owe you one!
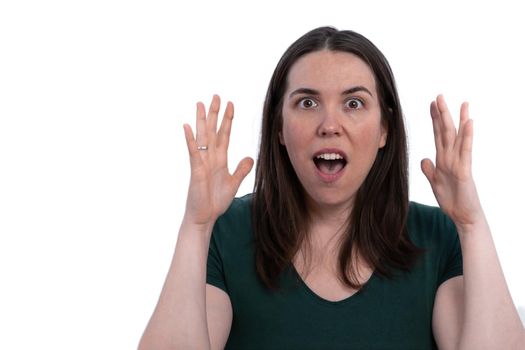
[288,86,373,98]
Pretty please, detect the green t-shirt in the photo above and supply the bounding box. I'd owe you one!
[207,194,463,349]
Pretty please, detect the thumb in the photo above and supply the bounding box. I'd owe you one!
[232,157,254,188]
[420,158,435,184]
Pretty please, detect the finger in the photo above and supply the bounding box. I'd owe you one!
[217,101,234,151]
[195,101,208,151]
[420,158,436,184]
[454,101,470,153]
[206,94,221,149]
[231,157,254,189]
[430,100,443,153]
[459,101,469,124]
[459,118,474,165]
[436,95,457,150]
[183,123,203,169]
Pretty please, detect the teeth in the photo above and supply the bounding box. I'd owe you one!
[315,153,344,160]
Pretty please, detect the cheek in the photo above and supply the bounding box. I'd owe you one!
[281,130,301,153]
[280,125,308,169]
[280,119,302,148]
[351,123,385,155]
[363,119,385,142]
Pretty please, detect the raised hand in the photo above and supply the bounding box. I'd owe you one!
[421,95,484,230]
[182,95,254,226]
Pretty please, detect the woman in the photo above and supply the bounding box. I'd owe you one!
[139,27,524,349]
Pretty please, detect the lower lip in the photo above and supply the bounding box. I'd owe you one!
[314,163,346,183]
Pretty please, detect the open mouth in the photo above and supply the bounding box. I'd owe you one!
[313,152,347,175]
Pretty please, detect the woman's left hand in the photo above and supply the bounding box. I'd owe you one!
[421,95,485,231]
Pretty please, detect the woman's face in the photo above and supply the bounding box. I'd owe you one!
[280,50,387,215]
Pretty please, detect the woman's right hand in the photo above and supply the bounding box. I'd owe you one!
[182,95,254,227]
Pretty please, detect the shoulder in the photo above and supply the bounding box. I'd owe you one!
[408,201,454,227]
[407,201,459,249]
[407,202,463,285]
[211,193,254,247]
[216,193,253,226]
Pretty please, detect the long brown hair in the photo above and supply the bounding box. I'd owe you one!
[253,27,422,290]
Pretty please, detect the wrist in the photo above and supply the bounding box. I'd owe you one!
[180,215,215,237]
[454,212,489,237]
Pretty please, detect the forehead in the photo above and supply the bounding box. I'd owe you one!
[286,50,376,94]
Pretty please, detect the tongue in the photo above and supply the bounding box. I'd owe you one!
[317,159,344,174]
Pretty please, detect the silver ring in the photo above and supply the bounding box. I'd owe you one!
[197,145,208,151]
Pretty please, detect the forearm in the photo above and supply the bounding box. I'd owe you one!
[457,215,525,349]
[138,220,214,350]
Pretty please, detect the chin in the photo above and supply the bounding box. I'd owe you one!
[305,190,355,212]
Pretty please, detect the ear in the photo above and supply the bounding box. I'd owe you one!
[278,131,285,146]
[379,118,388,148]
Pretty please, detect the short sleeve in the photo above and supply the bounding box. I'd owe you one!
[206,226,229,294]
[437,215,463,286]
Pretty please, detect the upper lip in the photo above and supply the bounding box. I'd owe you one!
[312,148,348,160]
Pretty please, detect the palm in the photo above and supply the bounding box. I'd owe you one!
[183,95,253,225]
[421,95,483,228]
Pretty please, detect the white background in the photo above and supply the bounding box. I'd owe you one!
[1,0,524,348]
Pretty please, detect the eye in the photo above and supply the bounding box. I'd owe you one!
[297,98,318,109]
[345,98,364,109]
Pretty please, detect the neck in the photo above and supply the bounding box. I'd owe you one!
[305,196,353,231]
[296,195,355,265]
[302,206,352,260]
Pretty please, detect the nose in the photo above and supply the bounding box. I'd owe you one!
[317,107,342,137]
